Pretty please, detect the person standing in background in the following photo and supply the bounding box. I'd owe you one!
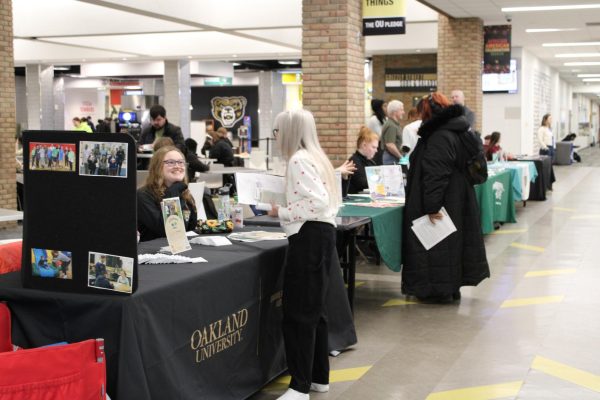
[451,90,475,127]
[367,99,386,165]
[402,108,421,158]
[381,100,404,165]
[537,113,554,159]
[402,92,489,303]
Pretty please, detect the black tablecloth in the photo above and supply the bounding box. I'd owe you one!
[514,155,555,200]
[0,231,356,400]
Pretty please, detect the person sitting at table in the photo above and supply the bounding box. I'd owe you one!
[139,105,186,154]
[485,131,515,161]
[94,271,114,289]
[184,138,209,182]
[137,145,198,242]
[345,126,379,194]
[201,131,214,157]
[268,109,341,400]
[210,127,234,167]
[117,270,130,286]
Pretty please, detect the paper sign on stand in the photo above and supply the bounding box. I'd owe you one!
[161,197,192,254]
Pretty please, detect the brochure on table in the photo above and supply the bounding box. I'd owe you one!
[365,165,405,202]
[22,131,138,295]
[235,172,285,210]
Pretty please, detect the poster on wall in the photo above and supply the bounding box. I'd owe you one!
[483,25,512,74]
[362,0,406,36]
[191,86,259,147]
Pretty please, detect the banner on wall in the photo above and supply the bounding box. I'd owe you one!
[362,0,406,36]
[191,86,259,145]
[483,25,512,74]
[384,67,437,92]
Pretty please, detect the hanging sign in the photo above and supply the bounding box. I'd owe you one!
[362,0,406,36]
[483,25,512,74]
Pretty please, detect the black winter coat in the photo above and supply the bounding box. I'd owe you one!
[402,104,489,298]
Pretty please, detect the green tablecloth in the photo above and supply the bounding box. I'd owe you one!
[338,196,403,272]
[474,169,517,234]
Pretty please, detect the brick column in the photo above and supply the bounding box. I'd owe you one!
[302,0,364,165]
[163,60,191,138]
[0,0,17,218]
[25,64,55,130]
[437,15,483,132]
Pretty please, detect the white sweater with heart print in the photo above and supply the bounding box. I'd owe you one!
[278,149,337,237]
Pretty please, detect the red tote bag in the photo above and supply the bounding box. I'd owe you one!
[0,303,107,400]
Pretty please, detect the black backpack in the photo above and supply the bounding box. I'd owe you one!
[457,129,488,185]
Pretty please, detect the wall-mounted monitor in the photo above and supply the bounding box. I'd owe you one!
[482,59,517,93]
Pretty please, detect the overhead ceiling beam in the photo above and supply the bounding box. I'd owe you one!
[76,0,301,51]
[15,37,148,58]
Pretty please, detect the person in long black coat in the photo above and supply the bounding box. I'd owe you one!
[402,92,489,302]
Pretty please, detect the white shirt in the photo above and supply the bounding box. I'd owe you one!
[537,126,553,149]
[367,115,384,137]
[278,149,337,236]
[402,120,421,156]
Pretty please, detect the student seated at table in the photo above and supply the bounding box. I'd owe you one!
[345,126,379,194]
[210,127,234,166]
[184,138,210,182]
[137,146,198,242]
[485,131,515,161]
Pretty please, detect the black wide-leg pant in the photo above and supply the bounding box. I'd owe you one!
[282,221,336,394]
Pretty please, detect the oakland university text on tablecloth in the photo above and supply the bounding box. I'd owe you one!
[191,308,249,363]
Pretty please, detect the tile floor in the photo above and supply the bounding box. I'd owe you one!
[252,147,600,400]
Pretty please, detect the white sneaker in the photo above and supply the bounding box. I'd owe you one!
[310,382,329,393]
[276,388,309,400]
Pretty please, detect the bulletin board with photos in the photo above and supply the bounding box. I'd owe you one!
[22,131,138,295]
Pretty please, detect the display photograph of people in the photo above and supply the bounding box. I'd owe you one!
[31,248,73,279]
[79,141,128,178]
[29,143,77,172]
[88,251,134,294]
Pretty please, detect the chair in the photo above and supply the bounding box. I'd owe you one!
[188,181,207,221]
[0,302,107,400]
[554,142,573,165]
[136,170,149,188]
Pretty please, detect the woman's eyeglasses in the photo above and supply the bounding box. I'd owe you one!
[272,129,279,138]
[163,159,186,167]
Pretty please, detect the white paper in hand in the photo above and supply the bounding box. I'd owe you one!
[410,207,457,250]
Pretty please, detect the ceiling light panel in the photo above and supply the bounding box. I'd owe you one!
[555,53,600,58]
[526,28,579,33]
[502,4,600,12]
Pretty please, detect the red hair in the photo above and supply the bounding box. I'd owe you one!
[417,92,452,121]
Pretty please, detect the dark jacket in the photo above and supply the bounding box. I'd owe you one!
[402,104,489,298]
[210,138,234,166]
[140,121,186,153]
[137,183,198,242]
[186,152,209,182]
[346,151,377,194]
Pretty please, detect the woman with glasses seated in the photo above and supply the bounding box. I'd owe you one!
[137,145,198,242]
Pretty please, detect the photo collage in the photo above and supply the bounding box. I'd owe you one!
[88,251,135,294]
[29,143,77,172]
[28,141,128,178]
[31,248,134,294]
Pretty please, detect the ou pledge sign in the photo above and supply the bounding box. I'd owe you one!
[362,0,406,36]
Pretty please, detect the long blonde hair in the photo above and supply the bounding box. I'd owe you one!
[274,109,340,210]
[144,146,195,209]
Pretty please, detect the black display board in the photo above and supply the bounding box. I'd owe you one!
[191,85,259,146]
[21,131,138,295]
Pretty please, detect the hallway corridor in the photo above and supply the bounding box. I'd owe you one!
[256,148,600,400]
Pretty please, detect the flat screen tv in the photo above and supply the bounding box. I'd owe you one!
[118,111,137,124]
[482,59,517,93]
